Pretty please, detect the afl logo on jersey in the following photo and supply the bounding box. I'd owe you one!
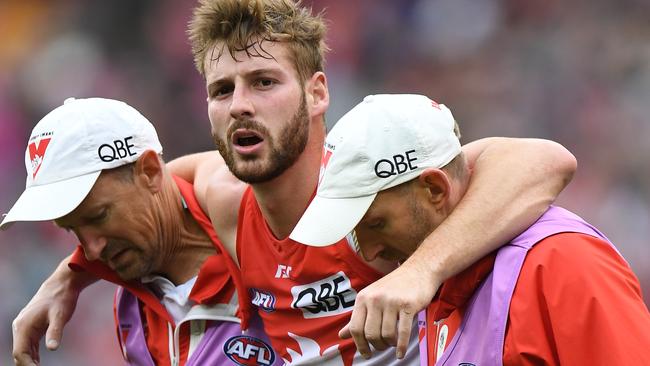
[223,335,276,366]
[250,288,276,312]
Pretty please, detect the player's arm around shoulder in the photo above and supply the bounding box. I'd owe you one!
[433,137,578,276]
[408,137,577,304]
[204,164,246,263]
[462,137,576,208]
[507,233,650,365]
[167,150,245,262]
[342,138,578,360]
[167,150,223,210]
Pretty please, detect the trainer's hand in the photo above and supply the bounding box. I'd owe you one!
[339,256,441,360]
[12,257,95,365]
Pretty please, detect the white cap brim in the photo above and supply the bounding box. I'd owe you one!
[1,171,101,230]
[290,193,377,247]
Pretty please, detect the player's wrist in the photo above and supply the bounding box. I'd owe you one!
[401,253,443,302]
[54,256,96,292]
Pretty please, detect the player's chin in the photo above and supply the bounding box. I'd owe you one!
[380,252,408,263]
[114,264,148,282]
[115,270,138,282]
[232,160,280,184]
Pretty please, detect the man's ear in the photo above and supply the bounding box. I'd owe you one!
[134,150,163,193]
[305,71,329,118]
[417,168,451,209]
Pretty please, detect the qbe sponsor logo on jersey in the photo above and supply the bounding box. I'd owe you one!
[291,271,357,319]
[223,335,276,366]
[250,288,276,312]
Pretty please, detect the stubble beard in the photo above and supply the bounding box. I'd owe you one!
[213,95,310,184]
[101,240,153,281]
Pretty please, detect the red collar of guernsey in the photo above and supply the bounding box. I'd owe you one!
[68,175,243,326]
[429,253,497,321]
[235,186,254,264]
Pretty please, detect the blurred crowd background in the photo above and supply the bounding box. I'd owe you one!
[1,0,649,364]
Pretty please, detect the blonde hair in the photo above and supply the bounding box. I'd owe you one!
[188,0,329,82]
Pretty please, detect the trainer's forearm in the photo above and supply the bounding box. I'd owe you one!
[408,137,576,284]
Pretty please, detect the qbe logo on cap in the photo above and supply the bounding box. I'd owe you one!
[374,149,419,178]
[97,136,137,162]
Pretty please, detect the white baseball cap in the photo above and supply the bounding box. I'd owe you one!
[1,97,163,229]
[289,94,461,246]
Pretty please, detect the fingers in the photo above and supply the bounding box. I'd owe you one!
[12,318,40,366]
[342,293,399,359]
[44,315,63,351]
[12,308,67,365]
[338,323,351,339]
[13,353,39,366]
[364,305,389,351]
[46,339,60,351]
[380,307,398,348]
[395,308,415,359]
[341,261,438,361]
[11,258,84,366]
[345,303,372,359]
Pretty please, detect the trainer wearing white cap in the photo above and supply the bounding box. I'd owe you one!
[2,97,162,229]
[290,94,461,247]
[4,97,278,366]
[290,94,650,365]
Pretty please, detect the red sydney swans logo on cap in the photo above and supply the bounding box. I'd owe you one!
[319,147,333,185]
[28,137,51,178]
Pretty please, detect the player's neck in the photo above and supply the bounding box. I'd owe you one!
[252,129,324,240]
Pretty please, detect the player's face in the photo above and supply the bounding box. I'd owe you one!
[354,184,442,263]
[55,171,162,281]
[204,41,310,183]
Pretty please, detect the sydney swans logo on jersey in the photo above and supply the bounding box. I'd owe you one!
[250,288,276,312]
[291,272,356,319]
[27,132,53,178]
[223,335,276,366]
